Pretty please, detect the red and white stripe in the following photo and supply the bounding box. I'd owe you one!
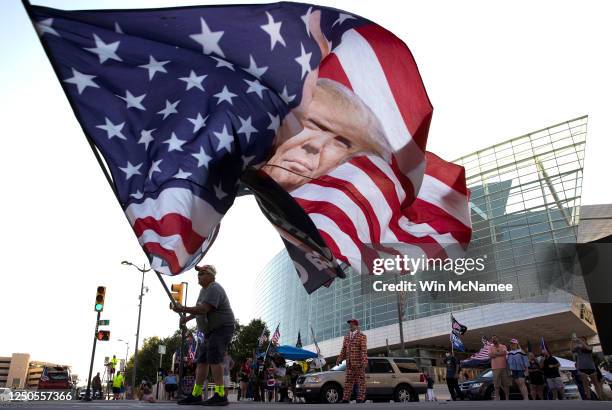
[320,24,432,200]
[296,24,470,273]
[124,187,221,275]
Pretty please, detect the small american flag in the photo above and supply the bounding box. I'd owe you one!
[270,325,281,346]
[257,333,268,349]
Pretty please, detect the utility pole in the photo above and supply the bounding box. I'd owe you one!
[121,261,151,388]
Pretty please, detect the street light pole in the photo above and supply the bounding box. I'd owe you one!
[121,261,151,388]
[117,339,129,371]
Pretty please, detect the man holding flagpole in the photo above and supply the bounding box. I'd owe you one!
[172,265,235,406]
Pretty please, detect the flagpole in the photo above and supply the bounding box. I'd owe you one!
[450,313,454,356]
[310,326,323,372]
[262,322,280,365]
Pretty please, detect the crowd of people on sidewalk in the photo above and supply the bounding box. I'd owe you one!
[441,333,609,401]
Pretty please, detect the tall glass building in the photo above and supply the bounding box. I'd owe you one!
[254,116,596,355]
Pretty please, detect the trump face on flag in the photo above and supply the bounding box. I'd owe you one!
[263,78,392,192]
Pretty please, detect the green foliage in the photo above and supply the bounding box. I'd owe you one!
[124,327,191,387]
[122,319,268,386]
[228,318,268,377]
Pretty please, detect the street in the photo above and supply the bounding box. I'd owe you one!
[2,400,612,410]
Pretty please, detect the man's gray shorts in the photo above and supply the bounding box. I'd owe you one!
[197,326,234,364]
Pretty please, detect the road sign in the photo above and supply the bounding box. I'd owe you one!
[98,320,110,326]
[158,345,166,354]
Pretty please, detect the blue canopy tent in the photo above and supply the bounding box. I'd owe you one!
[258,345,318,361]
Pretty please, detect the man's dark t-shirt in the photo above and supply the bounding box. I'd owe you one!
[444,356,459,379]
[542,356,561,378]
[196,282,234,332]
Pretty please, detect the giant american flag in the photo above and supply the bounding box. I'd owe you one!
[27,1,471,290]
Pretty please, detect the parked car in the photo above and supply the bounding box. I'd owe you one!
[294,357,427,403]
[38,366,73,390]
[459,368,599,400]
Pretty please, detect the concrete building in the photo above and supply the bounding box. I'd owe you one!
[0,353,73,389]
[255,116,607,365]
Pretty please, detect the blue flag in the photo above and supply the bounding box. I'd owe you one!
[450,333,465,352]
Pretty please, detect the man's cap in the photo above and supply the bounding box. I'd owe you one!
[195,264,216,276]
[347,319,359,325]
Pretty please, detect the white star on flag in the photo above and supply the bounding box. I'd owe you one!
[301,7,313,37]
[179,70,207,91]
[117,90,146,110]
[295,42,312,79]
[157,99,180,119]
[190,18,225,57]
[267,113,280,132]
[163,132,186,152]
[85,33,122,64]
[192,147,212,168]
[332,13,356,27]
[213,125,233,153]
[174,169,192,179]
[244,78,267,99]
[139,55,169,80]
[214,183,228,199]
[114,22,123,34]
[35,18,60,37]
[119,161,142,180]
[96,117,126,140]
[244,55,268,79]
[138,129,155,149]
[260,12,286,50]
[63,68,99,94]
[187,113,208,133]
[280,86,296,104]
[237,116,258,142]
[148,159,163,179]
[241,155,256,170]
[214,86,237,105]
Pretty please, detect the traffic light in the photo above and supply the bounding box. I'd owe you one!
[171,283,184,305]
[94,286,106,312]
[96,330,110,341]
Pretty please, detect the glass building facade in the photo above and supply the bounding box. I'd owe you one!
[254,116,588,347]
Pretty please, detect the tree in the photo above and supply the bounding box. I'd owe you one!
[124,328,189,386]
[228,318,268,378]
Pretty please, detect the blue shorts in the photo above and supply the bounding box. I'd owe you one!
[511,370,525,379]
[197,326,234,364]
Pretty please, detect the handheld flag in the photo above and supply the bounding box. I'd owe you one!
[270,324,281,347]
[450,333,465,352]
[257,327,268,351]
[540,336,550,353]
[26,2,471,293]
[461,337,493,368]
[451,314,467,336]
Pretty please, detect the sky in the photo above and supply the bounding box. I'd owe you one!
[1,0,611,385]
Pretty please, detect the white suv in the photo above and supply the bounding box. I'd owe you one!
[294,357,427,403]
